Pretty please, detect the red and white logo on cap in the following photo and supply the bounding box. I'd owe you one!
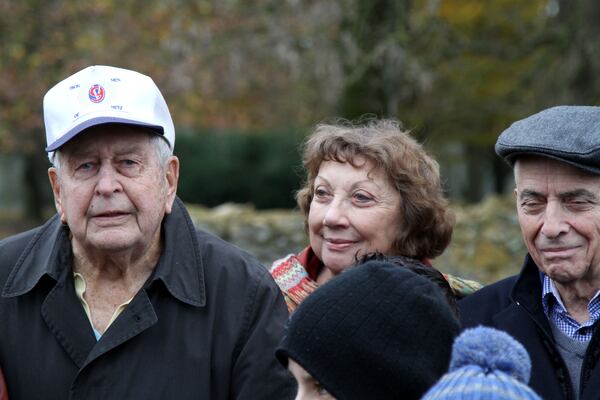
[88,84,105,103]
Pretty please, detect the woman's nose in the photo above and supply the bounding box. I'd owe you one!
[323,198,349,228]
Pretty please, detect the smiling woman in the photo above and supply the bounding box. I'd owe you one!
[307,157,401,278]
[270,119,482,313]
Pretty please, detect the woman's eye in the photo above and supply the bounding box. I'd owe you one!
[122,159,137,167]
[354,192,373,203]
[314,188,330,198]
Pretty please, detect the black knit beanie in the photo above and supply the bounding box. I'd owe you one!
[276,260,461,400]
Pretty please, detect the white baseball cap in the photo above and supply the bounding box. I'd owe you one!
[43,65,175,156]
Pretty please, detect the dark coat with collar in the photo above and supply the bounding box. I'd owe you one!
[459,255,600,400]
[0,198,294,400]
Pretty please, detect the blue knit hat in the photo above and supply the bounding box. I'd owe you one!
[422,326,542,400]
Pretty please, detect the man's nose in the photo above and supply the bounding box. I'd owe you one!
[540,201,569,239]
[95,164,122,195]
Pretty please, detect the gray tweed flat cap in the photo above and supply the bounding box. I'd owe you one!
[495,105,600,174]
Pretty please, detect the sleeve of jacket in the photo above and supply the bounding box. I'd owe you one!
[0,367,8,400]
[231,267,295,400]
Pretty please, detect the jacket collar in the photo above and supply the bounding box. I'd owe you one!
[2,214,69,297]
[510,254,551,326]
[3,197,206,307]
[148,197,206,307]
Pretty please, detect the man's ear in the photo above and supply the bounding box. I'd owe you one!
[164,156,180,215]
[48,167,66,223]
[48,167,67,224]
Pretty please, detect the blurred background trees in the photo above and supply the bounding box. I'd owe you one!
[0,0,599,223]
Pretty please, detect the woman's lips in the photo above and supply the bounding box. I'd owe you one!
[324,238,358,251]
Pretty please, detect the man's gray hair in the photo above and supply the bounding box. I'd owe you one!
[51,133,173,172]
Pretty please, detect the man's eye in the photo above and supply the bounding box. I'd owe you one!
[122,159,137,166]
[77,162,94,170]
[520,201,544,212]
[567,199,593,210]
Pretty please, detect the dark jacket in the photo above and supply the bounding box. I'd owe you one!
[459,255,600,400]
[0,198,294,400]
[0,367,7,400]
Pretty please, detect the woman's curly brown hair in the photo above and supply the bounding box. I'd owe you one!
[296,119,454,259]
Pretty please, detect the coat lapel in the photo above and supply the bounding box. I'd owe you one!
[82,290,158,367]
[41,273,96,368]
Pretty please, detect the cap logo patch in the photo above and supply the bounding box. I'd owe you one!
[88,84,105,103]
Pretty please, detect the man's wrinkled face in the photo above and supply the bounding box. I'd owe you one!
[515,156,600,285]
[48,125,178,255]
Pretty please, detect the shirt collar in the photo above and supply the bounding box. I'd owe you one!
[3,197,206,308]
[542,273,600,316]
[542,274,568,314]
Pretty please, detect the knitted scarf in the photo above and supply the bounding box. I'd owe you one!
[269,246,483,313]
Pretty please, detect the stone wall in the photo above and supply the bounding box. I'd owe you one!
[436,195,525,284]
[186,203,308,267]
[186,194,526,285]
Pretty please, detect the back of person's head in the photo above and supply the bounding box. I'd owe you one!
[422,326,542,400]
[358,252,458,316]
[276,260,461,400]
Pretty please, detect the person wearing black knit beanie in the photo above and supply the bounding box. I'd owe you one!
[276,260,461,400]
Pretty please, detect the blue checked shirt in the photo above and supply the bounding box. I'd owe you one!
[542,274,600,342]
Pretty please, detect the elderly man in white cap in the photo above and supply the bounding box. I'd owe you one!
[461,106,600,400]
[0,66,294,399]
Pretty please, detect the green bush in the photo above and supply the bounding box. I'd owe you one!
[175,129,306,209]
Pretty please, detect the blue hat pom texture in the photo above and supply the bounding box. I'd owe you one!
[422,326,542,399]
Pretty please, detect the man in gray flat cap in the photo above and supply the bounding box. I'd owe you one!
[461,105,600,400]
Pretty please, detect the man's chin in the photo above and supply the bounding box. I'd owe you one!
[87,242,136,254]
[78,232,141,254]
[542,261,586,284]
